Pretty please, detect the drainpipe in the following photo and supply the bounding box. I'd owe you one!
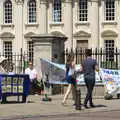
[98,0,100,50]
[22,2,23,50]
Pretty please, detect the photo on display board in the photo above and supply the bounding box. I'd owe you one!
[18,86,23,93]
[18,77,24,85]
[13,85,18,93]
[2,86,7,93]
[6,85,12,92]
[6,77,12,85]
[1,77,6,85]
[13,77,18,84]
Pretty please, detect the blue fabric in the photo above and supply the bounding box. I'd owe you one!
[66,68,75,85]
[0,76,2,100]
[0,74,30,99]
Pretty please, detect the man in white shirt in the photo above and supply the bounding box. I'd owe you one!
[25,62,39,96]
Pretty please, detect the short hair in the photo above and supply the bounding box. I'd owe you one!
[66,52,75,68]
[85,49,92,56]
[29,61,33,65]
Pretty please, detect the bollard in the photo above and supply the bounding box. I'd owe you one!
[117,93,120,99]
[75,89,81,110]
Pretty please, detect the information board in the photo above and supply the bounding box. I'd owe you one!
[0,74,30,99]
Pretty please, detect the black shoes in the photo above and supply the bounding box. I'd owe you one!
[83,104,95,109]
[83,104,89,109]
[90,104,95,108]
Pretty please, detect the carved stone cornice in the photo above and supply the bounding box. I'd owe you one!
[90,0,99,2]
[40,0,47,4]
[64,0,72,3]
[15,0,24,4]
[91,0,98,1]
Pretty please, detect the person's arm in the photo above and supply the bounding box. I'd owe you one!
[80,65,83,72]
[34,69,38,79]
[80,61,84,72]
[95,65,99,71]
[25,69,27,74]
[72,61,75,69]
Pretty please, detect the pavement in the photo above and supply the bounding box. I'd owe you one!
[0,94,120,120]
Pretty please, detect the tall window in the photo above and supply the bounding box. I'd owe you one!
[79,0,88,21]
[104,40,114,61]
[53,0,62,22]
[105,0,115,21]
[28,0,36,23]
[3,41,12,61]
[27,41,33,62]
[4,0,12,24]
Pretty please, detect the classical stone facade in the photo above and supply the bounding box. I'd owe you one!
[0,0,119,59]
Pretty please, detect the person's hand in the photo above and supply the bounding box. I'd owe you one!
[31,79,33,82]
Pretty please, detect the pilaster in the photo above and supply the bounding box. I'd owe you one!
[15,0,24,4]
[90,0,99,49]
[39,0,47,34]
[64,0,73,49]
[40,0,47,4]
[14,0,23,52]
[64,0,72,3]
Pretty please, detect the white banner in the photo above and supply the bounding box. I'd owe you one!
[100,68,120,95]
[40,58,101,84]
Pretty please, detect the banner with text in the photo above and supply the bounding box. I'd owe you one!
[100,68,120,94]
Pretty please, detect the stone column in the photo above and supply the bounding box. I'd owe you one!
[31,35,52,79]
[39,0,47,34]
[31,34,67,78]
[91,0,99,49]
[64,0,73,49]
[14,0,23,52]
[14,0,24,73]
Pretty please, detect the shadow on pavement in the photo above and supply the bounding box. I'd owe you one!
[94,104,107,108]
[1,101,35,104]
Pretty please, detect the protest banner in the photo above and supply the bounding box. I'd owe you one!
[40,58,120,96]
[40,58,101,84]
[100,68,120,95]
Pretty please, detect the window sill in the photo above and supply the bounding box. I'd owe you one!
[49,22,64,28]
[75,22,90,27]
[102,21,117,26]
[25,23,39,29]
[1,24,14,29]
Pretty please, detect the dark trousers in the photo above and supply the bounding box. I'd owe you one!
[84,78,95,106]
[30,79,39,94]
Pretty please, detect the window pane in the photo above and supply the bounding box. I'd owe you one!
[4,0,12,23]
[3,41,12,61]
[105,0,115,21]
[28,0,36,23]
[79,0,88,22]
[104,40,114,61]
[27,41,33,62]
[53,0,62,22]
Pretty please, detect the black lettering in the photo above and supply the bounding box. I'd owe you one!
[115,71,119,75]
[110,71,114,75]
[106,71,110,74]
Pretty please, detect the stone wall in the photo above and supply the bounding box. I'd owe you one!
[52,84,106,98]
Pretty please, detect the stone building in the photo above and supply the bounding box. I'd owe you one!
[0,0,119,62]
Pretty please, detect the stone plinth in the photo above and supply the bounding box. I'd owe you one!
[30,34,67,79]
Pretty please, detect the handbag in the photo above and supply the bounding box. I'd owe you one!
[68,66,77,79]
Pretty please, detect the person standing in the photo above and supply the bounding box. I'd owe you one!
[80,49,99,109]
[62,52,76,106]
[25,62,39,96]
